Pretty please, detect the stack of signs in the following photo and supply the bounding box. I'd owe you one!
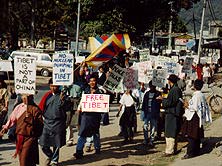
[124,67,138,90]
[53,53,74,85]
[182,57,194,76]
[103,64,126,92]
[81,94,110,113]
[0,60,13,72]
[152,69,167,88]
[136,61,152,83]
[14,56,36,95]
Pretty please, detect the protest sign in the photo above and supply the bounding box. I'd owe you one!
[81,94,110,112]
[152,69,167,88]
[0,60,13,71]
[136,61,152,83]
[14,56,36,95]
[53,53,74,85]
[139,49,149,61]
[124,67,138,90]
[182,57,194,75]
[103,65,126,92]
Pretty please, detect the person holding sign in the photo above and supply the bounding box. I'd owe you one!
[74,75,103,159]
[0,94,43,166]
[157,74,184,157]
[116,89,136,144]
[39,78,68,166]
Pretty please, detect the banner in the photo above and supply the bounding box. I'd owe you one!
[53,53,74,85]
[124,67,138,90]
[0,60,13,72]
[103,64,126,92]
[182,57,194,75]
[14,56,36,95]
[81,94,110,112]
[152,69,167,88]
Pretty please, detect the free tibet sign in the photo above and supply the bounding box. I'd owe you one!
[81,94,110,113]
[14,56,36,95]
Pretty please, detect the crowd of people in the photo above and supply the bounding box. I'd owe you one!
[0,55,218,166]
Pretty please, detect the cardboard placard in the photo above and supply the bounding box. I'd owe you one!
[53,53,74,85]
[81,94,110,112]
[0,60,13,72]
[14,56,36,95]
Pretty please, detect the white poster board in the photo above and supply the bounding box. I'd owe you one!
[0,60,13,72]
[124,67,138,90]
[152,69,167,88]
[136,61,152,83]
[104,65,126,92]
[81,94,110,112]
[14,56,36,95]
[53,53,74,85]
[182,57,194,75]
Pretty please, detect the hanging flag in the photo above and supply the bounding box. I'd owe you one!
[86,34,130,67]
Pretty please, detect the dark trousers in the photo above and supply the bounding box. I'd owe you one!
[42,146,60,163]
[122,125,133,140]
[187,137,200,156]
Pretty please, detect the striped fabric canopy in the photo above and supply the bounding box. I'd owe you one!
[85,34,130,67]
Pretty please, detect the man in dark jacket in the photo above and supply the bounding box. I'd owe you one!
[157,74,183,156]
[39,78,68,166]
[141,81,161,147]
[74,75,103,159]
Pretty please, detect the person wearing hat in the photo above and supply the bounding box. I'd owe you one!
[157,74,184,156]
[39,78,69,166]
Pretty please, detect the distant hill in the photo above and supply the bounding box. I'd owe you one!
[179,0,222,33]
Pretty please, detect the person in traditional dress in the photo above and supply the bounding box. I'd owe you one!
[181,79,212,159]
[0,94,43,166]
[157,74,184,156]
[116,89,136,144]
[39,78,69,166]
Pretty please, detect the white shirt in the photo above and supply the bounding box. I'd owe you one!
[184,91,212,127]
[119,93,134,107]
[203,66,210,77]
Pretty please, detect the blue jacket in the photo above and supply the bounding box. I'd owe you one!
[141,90,161,120]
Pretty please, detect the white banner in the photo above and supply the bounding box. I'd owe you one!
[81,94,110,112]
[104,65,126,92]
[14,56,36,95]
[53,53,74,85]
[0,60,13,72]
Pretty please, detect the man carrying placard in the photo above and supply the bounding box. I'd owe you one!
[74,74,109,159]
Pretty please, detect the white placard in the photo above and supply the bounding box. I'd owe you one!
[81,94,110,112]
[14,56,36,95]
[136,61,152,83]
[182,57,194,75]
[152,69,167,88]
[53,53,74,85]
[0,60,13,71]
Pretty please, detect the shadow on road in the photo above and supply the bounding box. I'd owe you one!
[59,135,159,166]
[200,136,222,155]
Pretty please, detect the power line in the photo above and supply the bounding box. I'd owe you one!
[208,0,222,27]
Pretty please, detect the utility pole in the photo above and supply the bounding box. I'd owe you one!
[197,0,207,63]
[31,0,36,47]
[75,0,81,57]
[168,1,173,50]
[151,23,155,54]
